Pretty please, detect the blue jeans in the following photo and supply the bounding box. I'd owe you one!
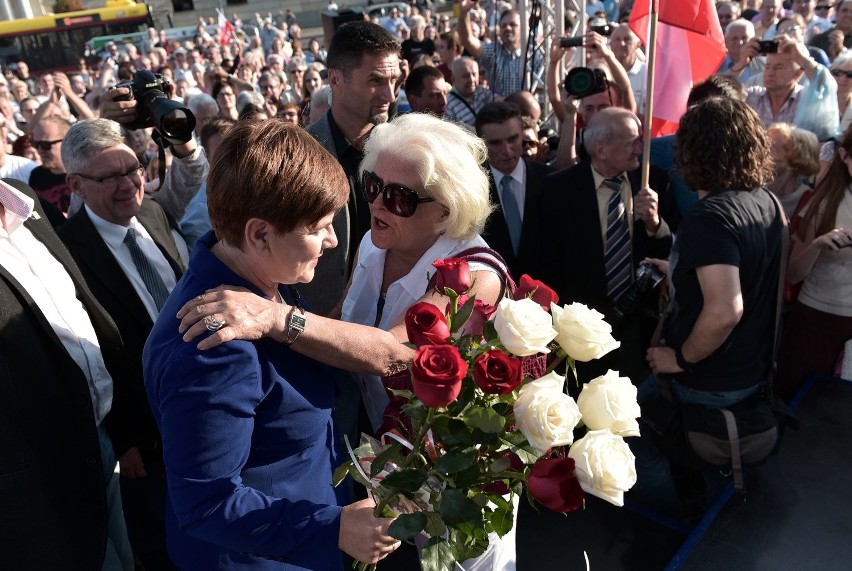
[627,375,762,518]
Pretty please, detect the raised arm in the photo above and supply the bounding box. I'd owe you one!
[457,0,484,60]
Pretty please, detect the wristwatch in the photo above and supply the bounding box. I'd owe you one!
[283,286,306,346]
[674,346,693,373]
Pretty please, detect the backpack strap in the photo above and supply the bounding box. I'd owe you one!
[720,408,745,492]
[426,246,516,300]
[764,188,791,397]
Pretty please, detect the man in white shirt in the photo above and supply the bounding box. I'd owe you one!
[610,24,647,113]
[0,177,135,569]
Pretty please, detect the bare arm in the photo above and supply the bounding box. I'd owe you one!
[588,32,636,113]
[547,41,569,124]
[457,0,483,59]
[53,72,95,120]
[647,264,743,373]
[787,222,852,284]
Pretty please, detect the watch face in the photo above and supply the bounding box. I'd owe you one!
[290,313,307,332]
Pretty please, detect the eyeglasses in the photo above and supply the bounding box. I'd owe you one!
[816,4,832,10]
[832,69,852,78]
[72,165,145,185]
[32,139,63,151]
[362,170,434,217]
[218,90,235,97]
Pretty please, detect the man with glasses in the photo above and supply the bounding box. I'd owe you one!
[475,102,552,279]
[28,116,72,215]
[58,118,189,570]
[283,57,308,104]
[810,0,852,59]
[793,0,833,40]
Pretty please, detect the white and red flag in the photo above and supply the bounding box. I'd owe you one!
[218,10,235,46]
[629,0,727,137]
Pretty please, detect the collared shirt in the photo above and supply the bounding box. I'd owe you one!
[445,85,494,126]
[85,204,177,322]
[490,159,527,219]
[626,59,647,113]
[479,42,543,97]
[0,180,112,424]
[745,84,803,129]
[592,166,634,246]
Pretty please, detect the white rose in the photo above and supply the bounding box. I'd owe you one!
[513,371,582,453]
[568,429,637,507]
[551,302,620,362]
[577,370,641,437]
[494,297,557,357]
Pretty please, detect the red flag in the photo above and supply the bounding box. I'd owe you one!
[629,0,726,137]
[218,11,235,46]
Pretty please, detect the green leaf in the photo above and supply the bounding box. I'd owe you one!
[388,512,426,541]
[451,295,476,332]
[452,461,482,488]
[424,510,447,537]
[434,448,477,475]
[369,443,402,478]
[421,537,455,571]
[381,469,428,493]
[483,320,499,343]
[487,504,514,536]
[332,461,353,487]
[440,489,484,527]
[489,455,511,474]
[463,406,505,434]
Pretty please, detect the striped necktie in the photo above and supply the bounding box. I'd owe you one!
[124,227,170,311]
[603,178,632,301]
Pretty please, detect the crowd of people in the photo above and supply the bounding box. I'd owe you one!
[1,0,850,569]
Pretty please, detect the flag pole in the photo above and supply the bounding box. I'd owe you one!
[640,0,659,189]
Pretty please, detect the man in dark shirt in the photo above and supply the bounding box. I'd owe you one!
[29,116,72,215]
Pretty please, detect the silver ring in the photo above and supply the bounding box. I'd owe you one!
[204,315,226,332]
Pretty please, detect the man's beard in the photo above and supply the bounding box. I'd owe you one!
[369,111,389,126]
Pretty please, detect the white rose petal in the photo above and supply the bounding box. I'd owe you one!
[551,302,620,362]
[513,371,581,453]
[577,370,641,437]
[494,298,557,357]
[568,429,637,507]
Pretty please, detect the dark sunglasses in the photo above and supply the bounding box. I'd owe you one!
[816,4,832,10]
[362,170,434,218]
[33,139,62,151]
[832,69,852,78]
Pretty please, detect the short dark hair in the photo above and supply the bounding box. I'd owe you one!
[676,98,772,193]
[687,74,745,107]
[326,21,400,75]
[200,117,235,151]
[405,65,444,97]
[475,101,522,136]
[207,119,349,247]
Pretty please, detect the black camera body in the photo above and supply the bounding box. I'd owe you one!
[112,70,195,144]
[559,25,613,48]
[757,39,778,54]
[609,262,667,321]
[564,67,609,98]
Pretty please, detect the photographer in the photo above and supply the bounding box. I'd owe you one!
[736,32,838,140]
[630,98,784,518]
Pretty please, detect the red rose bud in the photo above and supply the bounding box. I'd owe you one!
[473,350,523,394]
[528,457,584,513]
[405,302,451,347]
[432,258,473,295]
[411,344,468,407]
[514,274,559,310]
[458,299,497,338]
[445,294,470,316]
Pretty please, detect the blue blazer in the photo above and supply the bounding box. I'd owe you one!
[144,232,348,570]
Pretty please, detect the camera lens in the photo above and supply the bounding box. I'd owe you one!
[160,109,191,138]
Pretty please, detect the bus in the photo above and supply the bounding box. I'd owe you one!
[0,0,153,73]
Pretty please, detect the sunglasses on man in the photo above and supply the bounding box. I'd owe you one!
[832,69,852,78]
[362,170,435,218]
[32,139,62,151]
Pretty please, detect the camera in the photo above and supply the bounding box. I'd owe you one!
[558,25,613,48]
[609,262,666,321]
[538,128,560,150]
[757,40,778,54]
[111,69,195,144]
[564,67,609,98]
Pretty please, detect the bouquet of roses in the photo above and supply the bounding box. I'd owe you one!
[334,258,640,571]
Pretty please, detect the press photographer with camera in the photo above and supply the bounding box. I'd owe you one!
[734,31,838,140]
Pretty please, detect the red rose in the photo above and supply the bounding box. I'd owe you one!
[473,350,523,395]
[411,344,468,407]
[528,457,584,513]
[458,299,497,338]
[405,302,451,347]
[513,274,559,310]
[432,258,473,295]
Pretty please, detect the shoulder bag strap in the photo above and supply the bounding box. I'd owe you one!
[425,246,516,299]
[764,188,791,395]
[448,90,478,119]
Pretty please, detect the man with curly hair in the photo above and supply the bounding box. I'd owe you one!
[629,97,786,518]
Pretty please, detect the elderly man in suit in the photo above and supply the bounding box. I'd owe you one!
[533,107,675,387]
[304,21,401,317]
[0,177,135,569]
[475,101,553,280]
[58,118,204,570]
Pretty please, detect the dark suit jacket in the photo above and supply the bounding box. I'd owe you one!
[58,198,185,461]
[532,160,675,313]
[0,178,134,570]
[482,157,553,281]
